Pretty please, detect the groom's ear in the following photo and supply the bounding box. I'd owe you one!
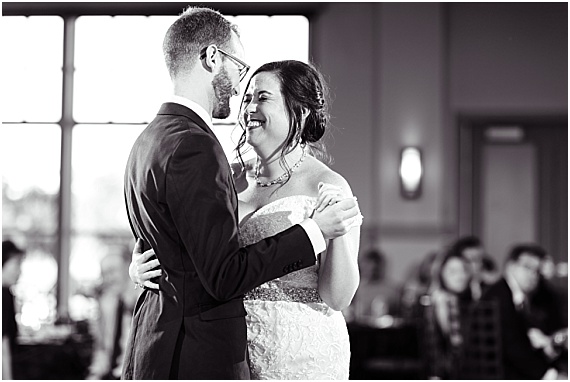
[201,44,219,72]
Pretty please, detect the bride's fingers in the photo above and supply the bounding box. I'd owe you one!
[316,194,334,212]
[318,183,343,197]
[316,193,344,212]
[138,249,156,261]
[316,184,345,212]
[142,280,160,290]
[139,259,160,273]
[142,269,162,280]
[132,243,143,259]
[133,238,144,256]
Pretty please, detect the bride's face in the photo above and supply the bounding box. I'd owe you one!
[242,72,290,153]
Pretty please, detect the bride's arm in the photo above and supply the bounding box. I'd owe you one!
[316,181,361,311]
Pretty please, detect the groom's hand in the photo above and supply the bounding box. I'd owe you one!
[312,197,363,240]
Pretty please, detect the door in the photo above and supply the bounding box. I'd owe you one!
[458,116,567,266]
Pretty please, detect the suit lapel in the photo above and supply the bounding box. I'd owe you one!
[156,102,239,204]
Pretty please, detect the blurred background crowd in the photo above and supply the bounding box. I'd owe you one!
[345,236,567,379]
[2,1,567,380]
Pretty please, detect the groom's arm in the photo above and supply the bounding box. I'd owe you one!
[167,132,321,301]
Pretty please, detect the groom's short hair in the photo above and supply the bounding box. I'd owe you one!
[163,7,240,78]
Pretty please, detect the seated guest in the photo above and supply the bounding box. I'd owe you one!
[481,243,567,379]
[424,250,473,379]
[450,236,488,300]
[399,251,439,323]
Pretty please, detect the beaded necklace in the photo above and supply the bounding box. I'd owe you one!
[254,147,307,187]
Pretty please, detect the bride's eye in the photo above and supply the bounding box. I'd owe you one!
[242,94,253,104]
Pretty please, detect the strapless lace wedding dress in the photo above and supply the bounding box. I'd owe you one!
[239,195,350,380]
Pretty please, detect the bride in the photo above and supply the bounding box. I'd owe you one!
[130,60,361,379]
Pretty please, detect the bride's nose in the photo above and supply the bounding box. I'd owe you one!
[245,101,257,114]
[232,84,240,97]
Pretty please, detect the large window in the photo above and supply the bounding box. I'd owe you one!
[3,12,309,329]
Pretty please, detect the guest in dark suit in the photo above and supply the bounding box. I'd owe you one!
[122,7,361,380]
[481,243,565,379]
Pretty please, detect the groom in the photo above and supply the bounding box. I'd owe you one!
[122,7,361,380]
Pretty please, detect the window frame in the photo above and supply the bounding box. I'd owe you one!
[3,3,319,322]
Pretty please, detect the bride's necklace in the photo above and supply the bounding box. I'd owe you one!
[254,147,307,187]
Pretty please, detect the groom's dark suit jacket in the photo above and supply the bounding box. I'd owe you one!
[122,103,316,379]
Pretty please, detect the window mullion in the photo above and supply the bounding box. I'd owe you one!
[56,15,76,323]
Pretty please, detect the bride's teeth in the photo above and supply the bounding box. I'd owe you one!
[248,121,261,127]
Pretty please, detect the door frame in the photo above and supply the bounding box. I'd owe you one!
[457,114,567,263]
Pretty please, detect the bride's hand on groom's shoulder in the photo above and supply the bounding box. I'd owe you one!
[129,238,162,290]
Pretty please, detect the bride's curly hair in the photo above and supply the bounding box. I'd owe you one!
[234,60,333,179]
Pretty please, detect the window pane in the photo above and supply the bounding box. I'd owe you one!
[2,124,61,234]
[70,123,144,294]
[2,16,63,122]
[73,14,309,154]
[74,16,176,123]
[71,124,145,233]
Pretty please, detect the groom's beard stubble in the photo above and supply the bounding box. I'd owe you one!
[212,66,233,119]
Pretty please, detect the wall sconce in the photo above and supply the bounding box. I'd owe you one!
[399,147,423,199]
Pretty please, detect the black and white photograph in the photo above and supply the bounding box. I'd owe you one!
[2,1,567,380]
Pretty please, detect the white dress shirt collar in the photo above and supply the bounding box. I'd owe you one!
[166,95,213,130]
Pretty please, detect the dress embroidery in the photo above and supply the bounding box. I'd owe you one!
[239,195,350,380]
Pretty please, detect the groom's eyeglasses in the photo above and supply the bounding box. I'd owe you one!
[200,46,250,82]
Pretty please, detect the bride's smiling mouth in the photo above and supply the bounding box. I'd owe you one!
[246,119,264,130]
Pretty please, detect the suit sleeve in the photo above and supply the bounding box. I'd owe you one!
[166,132,316,301]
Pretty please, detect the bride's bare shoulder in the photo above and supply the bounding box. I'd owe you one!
[304,156,353,195]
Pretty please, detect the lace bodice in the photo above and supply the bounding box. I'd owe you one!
[239,195,320,296]
[238,194,350,380]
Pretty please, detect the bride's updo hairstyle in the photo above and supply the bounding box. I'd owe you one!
[236,60,332,176]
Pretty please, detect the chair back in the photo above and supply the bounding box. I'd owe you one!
[461,300,503,379]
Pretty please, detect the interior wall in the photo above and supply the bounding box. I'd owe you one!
[311,3,376,233]
[312,2,567,281]
[449,2,568,113]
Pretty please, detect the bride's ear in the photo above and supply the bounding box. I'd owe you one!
[300,107,310,122]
